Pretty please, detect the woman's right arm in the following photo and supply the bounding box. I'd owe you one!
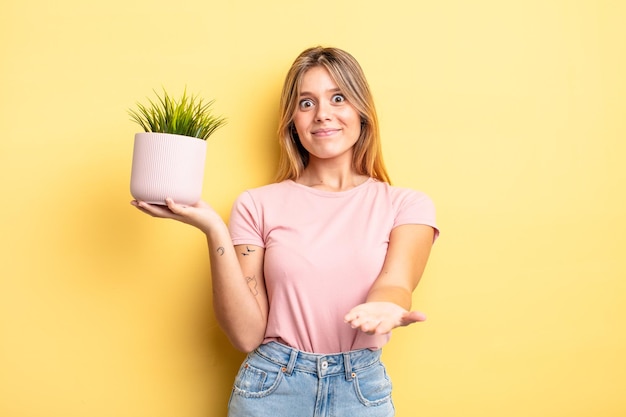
[131,198,269,352]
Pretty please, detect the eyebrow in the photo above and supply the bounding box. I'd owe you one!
[299,87,342,97]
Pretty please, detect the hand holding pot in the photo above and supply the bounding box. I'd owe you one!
[131,198,224,233]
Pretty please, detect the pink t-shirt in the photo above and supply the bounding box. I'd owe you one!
[229,178,438,354]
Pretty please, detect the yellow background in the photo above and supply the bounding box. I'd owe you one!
[1,0,624,416]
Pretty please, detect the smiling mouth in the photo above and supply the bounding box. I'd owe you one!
[312,129,340,136]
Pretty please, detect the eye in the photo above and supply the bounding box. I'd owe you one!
[331,94,346,103]
[299,99,314,110]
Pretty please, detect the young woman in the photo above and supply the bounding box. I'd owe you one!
[132,46,439,417]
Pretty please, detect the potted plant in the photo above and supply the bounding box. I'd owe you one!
[129,88,226,205]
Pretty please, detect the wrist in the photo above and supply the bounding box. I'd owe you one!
[203,218,230,243]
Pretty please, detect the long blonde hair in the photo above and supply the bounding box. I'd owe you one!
[275,46,390,183]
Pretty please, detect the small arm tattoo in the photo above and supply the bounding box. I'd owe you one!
[216,247,225,256]
[246,275,259,296]
[241,246,256,256]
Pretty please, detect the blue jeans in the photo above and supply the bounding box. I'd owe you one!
[228,341,395,417]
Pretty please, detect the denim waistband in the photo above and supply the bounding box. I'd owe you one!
[254,341,381,380]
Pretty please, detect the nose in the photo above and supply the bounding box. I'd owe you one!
[315,101,332,122]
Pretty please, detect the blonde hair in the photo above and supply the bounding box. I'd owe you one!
[275,46,390,183]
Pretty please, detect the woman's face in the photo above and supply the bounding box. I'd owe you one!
[292,66,361,165]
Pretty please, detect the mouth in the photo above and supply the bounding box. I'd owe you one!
[312,128,340,137]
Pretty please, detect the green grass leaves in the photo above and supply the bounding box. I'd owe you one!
[129,89,226,140]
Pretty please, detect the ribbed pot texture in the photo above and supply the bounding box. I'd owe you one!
[130,132,207,205]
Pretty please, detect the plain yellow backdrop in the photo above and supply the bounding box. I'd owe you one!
[1,0,624,416]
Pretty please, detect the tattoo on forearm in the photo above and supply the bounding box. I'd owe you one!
[241,246,256,256]
[216,247,225,256]
[246,275,259,296]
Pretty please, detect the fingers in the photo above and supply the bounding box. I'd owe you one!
[344,302,427,335]
[345,313,391,335]
[131,199,180,219]
[401,310,427,325]
[346,317,379,334]
[131,199,219,233]
[165,198,190,211]
[362,319,389,335]
[164,198,188,215]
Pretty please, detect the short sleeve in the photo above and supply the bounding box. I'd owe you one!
[229,191,265,247]
[392,189,440,241]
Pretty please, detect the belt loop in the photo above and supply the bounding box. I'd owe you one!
[343,353,353,381]
[285,348,298,375]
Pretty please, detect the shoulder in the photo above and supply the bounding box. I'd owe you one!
[241,181,293,198]
[392,185,435,210]
[368,181,438,237]
[234,181,292,206]
[235,181,291,201]
[367,180,435,209]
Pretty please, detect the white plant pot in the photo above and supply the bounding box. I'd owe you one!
[130,132,207,205]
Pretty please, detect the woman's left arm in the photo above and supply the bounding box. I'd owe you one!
[344,224,435,335]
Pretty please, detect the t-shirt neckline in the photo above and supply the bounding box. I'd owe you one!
[285,177,376,197]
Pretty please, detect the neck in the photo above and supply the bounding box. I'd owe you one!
[297,161,368,192]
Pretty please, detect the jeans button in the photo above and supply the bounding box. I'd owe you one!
[321,361,328,370]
